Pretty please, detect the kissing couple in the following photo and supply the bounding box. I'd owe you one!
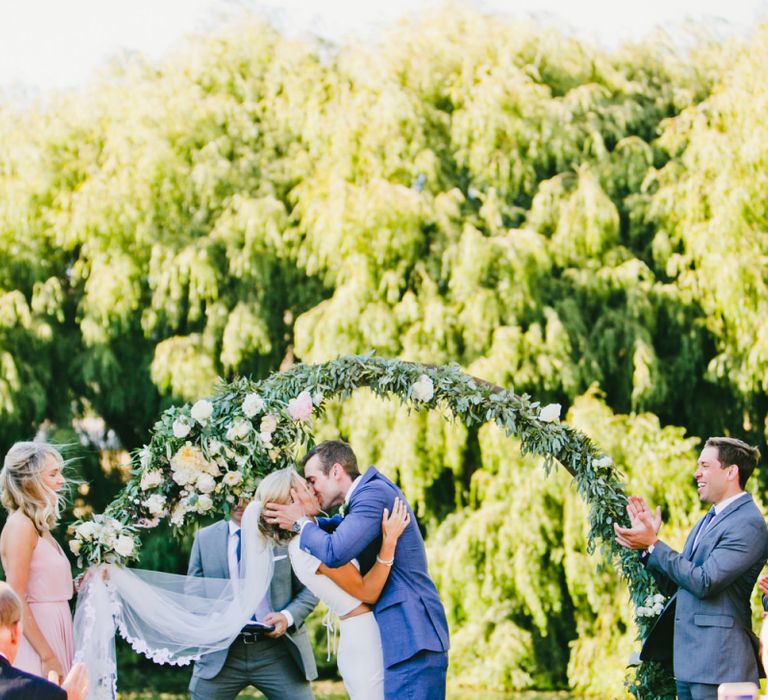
[261,439,450,699]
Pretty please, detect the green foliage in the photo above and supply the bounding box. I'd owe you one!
[1,6,767,697]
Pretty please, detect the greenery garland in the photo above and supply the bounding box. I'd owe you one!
[69,354,674,698]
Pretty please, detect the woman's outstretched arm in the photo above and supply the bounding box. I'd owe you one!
[317,498,410,605]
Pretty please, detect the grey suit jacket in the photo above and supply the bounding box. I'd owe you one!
[641,493,768,684]
[187,520,319,681]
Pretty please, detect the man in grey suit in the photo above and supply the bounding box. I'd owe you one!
[615,436,768,700]
[187,499,318,700]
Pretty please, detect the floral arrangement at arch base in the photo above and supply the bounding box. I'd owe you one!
[69,353,676,699]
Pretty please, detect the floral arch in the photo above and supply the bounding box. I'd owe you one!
[70,354,671,698]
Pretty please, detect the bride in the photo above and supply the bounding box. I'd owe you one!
[253,468,410,700]
[75,467,409,700]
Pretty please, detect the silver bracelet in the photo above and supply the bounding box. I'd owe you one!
[376,555,394,566]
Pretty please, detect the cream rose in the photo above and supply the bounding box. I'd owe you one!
[242,393,265,417]
[538,403,561,423]
[143,494,167,516]
[172,418,192,438]
[196,494,213,513]
[196,473,216,494]
[191,399,214,424]
[259,414,278,435]
[113,535,135,558]
[140,470,164,491]
[411,374,434,402]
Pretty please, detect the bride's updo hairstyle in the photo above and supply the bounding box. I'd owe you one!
[0,442,66,533]
[255,467,297,546]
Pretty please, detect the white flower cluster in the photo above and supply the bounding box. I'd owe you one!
[170,444,221,489]
[69,515,136,560]
[592,455,613,468]
[636,594,666,618]
[411,375,434,402]
[538,403,561,423]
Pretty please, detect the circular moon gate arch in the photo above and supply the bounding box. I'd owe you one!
[71,354,671,698]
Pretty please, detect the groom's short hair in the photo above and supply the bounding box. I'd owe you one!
[302,440,360,479]
[0,583,21,629]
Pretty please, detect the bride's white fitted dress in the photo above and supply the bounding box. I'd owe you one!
[288,538,384,700]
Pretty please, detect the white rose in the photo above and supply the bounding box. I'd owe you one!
[172,466,195,486]
[143,494,167,516]
[411,374,434,402]
[170,503,187,527]
[259,432,273,447]
[113,535,135,558]
[191,399,214,424]
[592,455,613,468]
[636,606,651,617]
[653,594,665,605]
[139,446,152,470]
[223,471,242,486]
[538,403,561,423]
[140,470,164,491]
[172,418,192,438]
[196,494,213,513]
[259,414,278,435]
[242,393,265,417]
[69,539,82,555]
[76,521,99,541]
[226,418,252,441]
[652,603,664,615]
[208,439,222,456]
[196,473,216,494]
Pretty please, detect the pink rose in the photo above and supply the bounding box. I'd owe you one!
[287,391,314,422]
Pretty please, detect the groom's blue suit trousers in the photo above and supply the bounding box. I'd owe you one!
[385,649,448,700]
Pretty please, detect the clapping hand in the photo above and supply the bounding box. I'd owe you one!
[43,655,64,686]
[614,495,662,550]
[62,662,89,700]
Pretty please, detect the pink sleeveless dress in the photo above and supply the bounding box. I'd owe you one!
[14,535,75,676]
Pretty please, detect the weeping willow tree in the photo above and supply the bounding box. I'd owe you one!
[1,5,765,695]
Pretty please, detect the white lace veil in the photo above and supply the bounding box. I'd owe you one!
[74,501,273,700]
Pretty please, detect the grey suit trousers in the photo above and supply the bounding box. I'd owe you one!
[189,636,314,700]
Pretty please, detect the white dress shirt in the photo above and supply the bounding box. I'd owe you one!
[228,520,294,627]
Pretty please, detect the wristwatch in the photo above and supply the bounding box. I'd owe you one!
[292,516,311,534]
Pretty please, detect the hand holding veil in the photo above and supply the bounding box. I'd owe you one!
[74,502,273,700]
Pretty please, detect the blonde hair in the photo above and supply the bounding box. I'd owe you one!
[0,583,21,628]
[0,442,66,533]
[254,468,297,546]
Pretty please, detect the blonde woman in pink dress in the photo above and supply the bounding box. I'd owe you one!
[0,442,74,682]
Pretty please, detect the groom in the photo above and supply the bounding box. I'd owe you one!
[186,498,318,700]
[265,439,450,699]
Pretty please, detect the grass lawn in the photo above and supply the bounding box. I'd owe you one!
[120,682,576,699]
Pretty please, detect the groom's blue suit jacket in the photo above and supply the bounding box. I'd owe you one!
[300,466,450,668]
